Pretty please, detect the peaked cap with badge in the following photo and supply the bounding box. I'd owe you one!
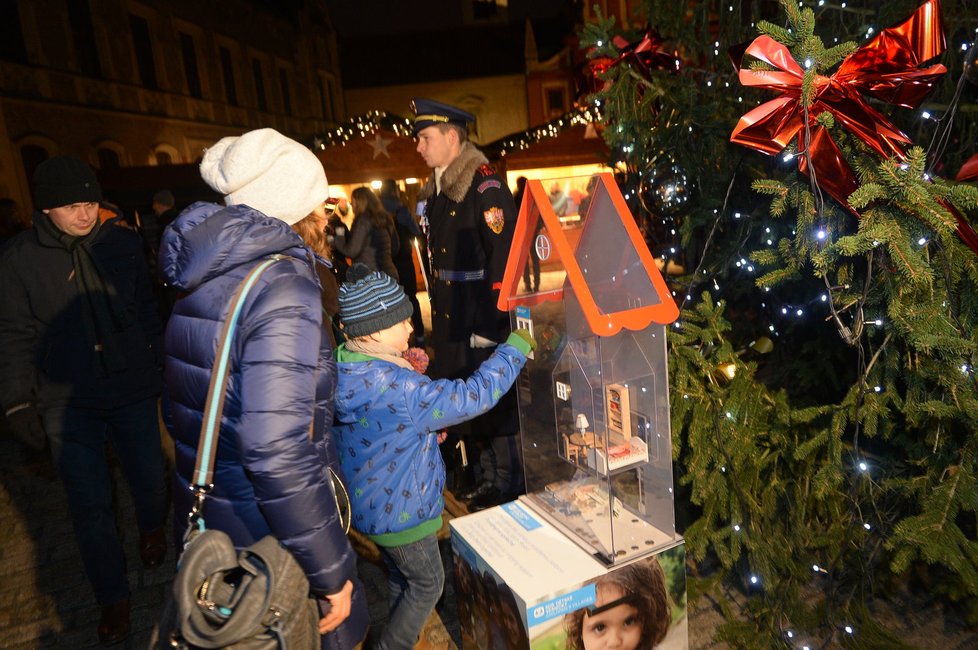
[411,98,475,135]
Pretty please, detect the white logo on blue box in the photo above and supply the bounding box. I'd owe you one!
[502,502,540,530]
[528,584,597,626]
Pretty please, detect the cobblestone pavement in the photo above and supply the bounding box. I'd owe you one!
[0,423,460,649]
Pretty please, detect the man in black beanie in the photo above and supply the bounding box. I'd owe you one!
[0,156,167,646]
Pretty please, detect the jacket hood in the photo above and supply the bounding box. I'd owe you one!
[158,201,308,291]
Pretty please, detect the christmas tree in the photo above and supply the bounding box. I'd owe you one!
[581,0,978,646]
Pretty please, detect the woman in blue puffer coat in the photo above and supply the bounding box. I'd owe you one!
[158,128,367,649]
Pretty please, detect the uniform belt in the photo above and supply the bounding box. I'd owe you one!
[433,269,486,282]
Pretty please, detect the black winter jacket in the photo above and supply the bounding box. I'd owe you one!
[0,214,162,412]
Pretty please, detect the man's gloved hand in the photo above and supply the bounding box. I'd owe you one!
[510,328,537,351]
[5,404,47,451]
[469,333,497,349]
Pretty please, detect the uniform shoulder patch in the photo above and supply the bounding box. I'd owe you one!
[477,164,497,177]
[483,207,505,234]
[477,178,501,193]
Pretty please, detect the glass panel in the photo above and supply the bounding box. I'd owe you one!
[513,175,678,565]
[576,179,661,315]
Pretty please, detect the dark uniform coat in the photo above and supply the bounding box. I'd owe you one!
[419,142,518,436]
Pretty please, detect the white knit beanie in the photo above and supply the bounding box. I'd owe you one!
[199,128,329,226]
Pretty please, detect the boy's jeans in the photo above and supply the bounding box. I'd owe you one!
[376,533,445,650]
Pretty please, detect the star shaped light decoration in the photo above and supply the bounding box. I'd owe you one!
[369,132,392,159]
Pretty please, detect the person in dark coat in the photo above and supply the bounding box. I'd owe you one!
[0,157,168,646]
[331,186,399,280]
[412,98,521,510]
[379,180,426,346]
[0,197,29,246]
[158,128,367,649]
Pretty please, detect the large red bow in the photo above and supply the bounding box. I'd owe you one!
[731,0,945,208]
[731,0,978,255]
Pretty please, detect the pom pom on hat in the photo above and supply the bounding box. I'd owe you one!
[338,263,414,338]
[199,128,328,226]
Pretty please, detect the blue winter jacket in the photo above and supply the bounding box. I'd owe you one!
[333,334,531,545]
[159,202,366,647]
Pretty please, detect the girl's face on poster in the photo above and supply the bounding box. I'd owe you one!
[581,584,642,650]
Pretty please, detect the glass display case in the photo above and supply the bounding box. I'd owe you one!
[498,173,681,565]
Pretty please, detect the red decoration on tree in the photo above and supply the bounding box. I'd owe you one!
[730,0,978,255]
[587,31,681,94]
[956,153,978,182]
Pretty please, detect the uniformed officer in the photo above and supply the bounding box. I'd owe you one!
[412,97,521,510]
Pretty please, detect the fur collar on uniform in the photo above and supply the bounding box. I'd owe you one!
[418,142,489,204]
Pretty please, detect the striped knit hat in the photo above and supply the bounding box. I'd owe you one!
[338,263,414,338]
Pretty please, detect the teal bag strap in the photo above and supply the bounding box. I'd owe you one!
[187,255,283,531]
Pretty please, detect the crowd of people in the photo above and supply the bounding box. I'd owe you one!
[0,98,538,649]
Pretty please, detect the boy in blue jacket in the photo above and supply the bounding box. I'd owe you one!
[333,263,534,650]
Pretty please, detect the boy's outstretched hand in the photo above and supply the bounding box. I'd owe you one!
[511,328,537,351]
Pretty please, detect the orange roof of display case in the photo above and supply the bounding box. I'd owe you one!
[497,173,679,335]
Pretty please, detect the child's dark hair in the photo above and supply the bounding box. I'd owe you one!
[564,556,671,650]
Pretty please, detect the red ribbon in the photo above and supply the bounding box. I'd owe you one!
[731,0,978,255]
[587,31,681,94]
[956,153,978,182]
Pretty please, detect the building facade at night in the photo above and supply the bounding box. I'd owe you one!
[0,0,344,210]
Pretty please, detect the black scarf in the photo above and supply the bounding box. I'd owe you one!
[38,214,129,376]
